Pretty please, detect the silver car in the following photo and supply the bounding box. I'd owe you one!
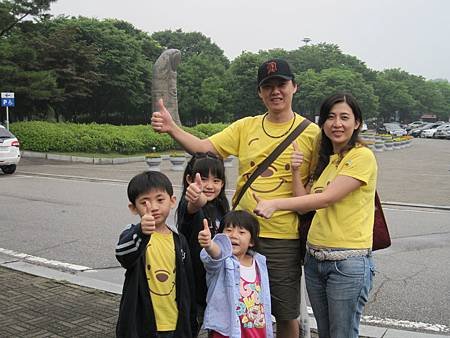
[383,123,407,137]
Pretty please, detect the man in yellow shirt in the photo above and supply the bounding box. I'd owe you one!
[152,59,319,338]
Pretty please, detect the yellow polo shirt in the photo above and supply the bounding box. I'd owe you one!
[308,145,377,249]
[209,113,320,239]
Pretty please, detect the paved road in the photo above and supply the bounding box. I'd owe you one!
[1,138,449,333]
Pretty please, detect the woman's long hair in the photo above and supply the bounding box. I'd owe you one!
[312,93,363,180]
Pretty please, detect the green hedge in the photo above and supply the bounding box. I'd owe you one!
[194,123,229,136]
[10,121,221,154]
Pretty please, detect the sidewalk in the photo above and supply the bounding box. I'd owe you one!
[1,262,448,337]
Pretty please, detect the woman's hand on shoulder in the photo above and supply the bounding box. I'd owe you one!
[253,193,277,219]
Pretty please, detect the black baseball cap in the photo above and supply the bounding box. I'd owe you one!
[257,58,294,87]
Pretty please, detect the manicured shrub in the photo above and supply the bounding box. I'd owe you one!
[193,123,229,136]
[10,121,212,154]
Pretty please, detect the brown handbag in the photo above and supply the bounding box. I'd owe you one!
[372,191,391,250]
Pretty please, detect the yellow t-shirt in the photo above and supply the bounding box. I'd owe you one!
[146,232,178,331]
[308,146,377,249]
[209,113,320,239]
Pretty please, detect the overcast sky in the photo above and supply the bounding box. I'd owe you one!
[50,0,449,81]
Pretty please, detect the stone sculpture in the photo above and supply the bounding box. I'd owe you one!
[151,49,182,126]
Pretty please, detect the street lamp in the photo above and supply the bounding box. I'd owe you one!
[302,37,311,45]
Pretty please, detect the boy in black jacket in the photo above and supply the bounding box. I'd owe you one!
[116,171,198,338]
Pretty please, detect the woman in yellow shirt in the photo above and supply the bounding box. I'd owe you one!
[254,93,377,338]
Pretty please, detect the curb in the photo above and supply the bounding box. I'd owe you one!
[382,201,450,211]
[22,150,144,165]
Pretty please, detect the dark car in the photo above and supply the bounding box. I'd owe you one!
[376,125,387,134]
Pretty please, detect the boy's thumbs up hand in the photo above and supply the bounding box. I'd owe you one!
[291,141,304,172]
[141,201,156,235]
[198,218,212,248]
[186,173,204,204]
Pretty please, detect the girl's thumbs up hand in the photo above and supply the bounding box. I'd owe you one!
[186,173,203,202]
[198,218,212,248]
[186,173,207,209]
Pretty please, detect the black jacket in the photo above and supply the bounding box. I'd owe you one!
[177,199,226,308]
[115,223,198,338]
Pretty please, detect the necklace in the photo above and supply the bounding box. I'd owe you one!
[261,113,296,138]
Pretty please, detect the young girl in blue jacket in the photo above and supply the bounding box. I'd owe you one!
[177,152,230,325]
[198,210,273,338]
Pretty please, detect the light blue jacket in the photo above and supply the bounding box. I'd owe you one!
[200,234,273,338]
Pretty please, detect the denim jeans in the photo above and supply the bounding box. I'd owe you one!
[157,331,175,338]
[304,252,375,338]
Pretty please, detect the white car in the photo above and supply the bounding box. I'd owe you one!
[421,123,450,138]
[420,128,438,138]
[434,124,450,139]
[0,125,20,174]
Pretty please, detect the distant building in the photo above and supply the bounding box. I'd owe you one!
[421,114,437,122]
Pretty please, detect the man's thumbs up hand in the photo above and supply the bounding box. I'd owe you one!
[151,98,175,133]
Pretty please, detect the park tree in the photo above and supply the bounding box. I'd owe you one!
[0,0,57,36]
[52,17,161,123]
[296,67,379,119]
[151,29,229,67]
[33,19,103,121]
[430,80,450,121]
[199,76,231,122]
[177,53,227,124]
[289,43,377,82]
[378,69,450,121]
[0,31,61,121]
[222,52,266,120]
[373,73,417,122]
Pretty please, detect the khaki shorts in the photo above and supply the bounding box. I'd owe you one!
[258,238,301,320]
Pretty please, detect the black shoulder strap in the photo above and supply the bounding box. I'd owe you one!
[232,117,311,210]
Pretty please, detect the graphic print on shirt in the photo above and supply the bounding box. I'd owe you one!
[236,274,266,330]
[243,137,291,194]
[146,235,176,297]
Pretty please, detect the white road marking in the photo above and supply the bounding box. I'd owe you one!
[14,172,233,192]
[384,207,449,215]
[0,247,92,272]
[361,315,449,333]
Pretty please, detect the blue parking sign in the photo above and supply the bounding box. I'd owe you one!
[1,98,15,107]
